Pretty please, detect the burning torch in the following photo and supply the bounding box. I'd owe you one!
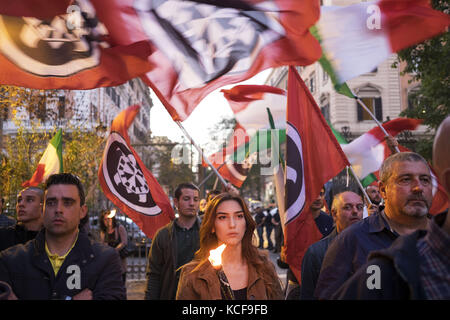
[208,244,234,300]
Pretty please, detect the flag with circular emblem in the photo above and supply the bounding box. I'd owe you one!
[98,105,174,239]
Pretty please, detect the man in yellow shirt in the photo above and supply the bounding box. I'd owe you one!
[0,173,126,300]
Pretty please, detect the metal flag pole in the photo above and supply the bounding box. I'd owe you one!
[175,121,228,188]
[351,90,401,153]
[347,166,373,206]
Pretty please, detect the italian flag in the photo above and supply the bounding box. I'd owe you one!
[314,0,450,88]
[207,85,287,187]
[22,129,63,187]
[335,118,423,186]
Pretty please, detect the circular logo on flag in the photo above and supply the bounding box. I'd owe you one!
[102,132,161,216]
[285,122,306,223]
[0,2,102,77]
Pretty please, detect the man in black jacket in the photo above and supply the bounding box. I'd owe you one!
[0,173,126,300]
[0,187,44,252]
[333,116,450,300]
[145,182,201,300]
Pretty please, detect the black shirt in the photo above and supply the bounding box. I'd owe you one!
[314,211,334,237]
[174,220,200,269]
[0,224,39,252]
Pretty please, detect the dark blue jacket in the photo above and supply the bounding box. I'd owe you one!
[315,211,399,299]
[300,228,338,300]
[0,229,126,300]
[333,211,448,300]
[332,231,427,299]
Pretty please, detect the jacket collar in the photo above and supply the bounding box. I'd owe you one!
[32,229,95,266]
[368,211,398,236]
[196,259,262,292]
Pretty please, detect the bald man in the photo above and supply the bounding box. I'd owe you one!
[334,117,450,299]
[300,191,363,300]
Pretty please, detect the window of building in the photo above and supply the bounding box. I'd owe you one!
[320,94,330,122]
[356,86,382,122]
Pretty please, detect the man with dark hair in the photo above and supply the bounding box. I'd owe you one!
[145,182,201,300]
[0,173,126,300]
[0,187,44,252]
[334,117,450,299]
[315,152,433,299]
[0,191,16,229]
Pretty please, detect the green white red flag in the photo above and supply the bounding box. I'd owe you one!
[22,129,63,187]
[315,0,450,87]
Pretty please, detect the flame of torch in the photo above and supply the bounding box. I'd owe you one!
[107,209,116,219]
[208,244,226,269]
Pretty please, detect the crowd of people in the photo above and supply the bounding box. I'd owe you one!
[0,116,449,300]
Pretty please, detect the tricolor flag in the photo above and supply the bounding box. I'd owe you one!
[337,118,447,215]
[98,105,174,239]
[91,0,322,121]
[0,1,153,89]
[207,85,287,187]
[284,67,349,283]
[22,129,63,187]
[339,118,423,186]
[315,0,450,87]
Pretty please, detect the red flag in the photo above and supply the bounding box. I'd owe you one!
[0,3,153,89]
[98,105,174,239]
[285,66,349,283]
[91,0,322,121]
[0,0,71,18]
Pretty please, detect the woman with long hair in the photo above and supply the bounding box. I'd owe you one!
[176,193,283,300]
[99,210,128,283]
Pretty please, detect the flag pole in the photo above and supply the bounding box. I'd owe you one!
[175,121,228,188]
[347,165,373,206]
[351,90,401,153]
[198,162,226,188]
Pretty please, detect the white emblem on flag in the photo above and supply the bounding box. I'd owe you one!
[285,122,306,223]
[102,132,161,216]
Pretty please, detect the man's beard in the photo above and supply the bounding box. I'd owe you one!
[402,197,430,218]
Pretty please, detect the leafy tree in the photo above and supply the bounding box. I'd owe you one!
[395,0,449,160]
[0,85,105,213]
